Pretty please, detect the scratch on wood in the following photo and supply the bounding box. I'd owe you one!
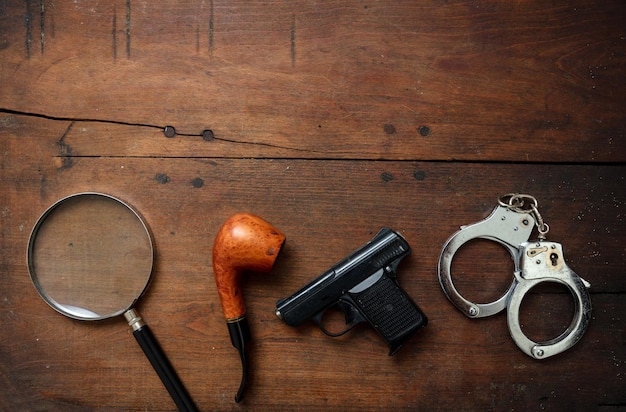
[39,0,44,54]
[57,121,74,170]
[24,0,33,58]
[196,24,200,53]
[126,0,131,58]
[209,0,214,53]
[112,3,117,59]
[291,13,296,67]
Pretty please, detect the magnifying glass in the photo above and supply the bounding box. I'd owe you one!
[27,192,198,412]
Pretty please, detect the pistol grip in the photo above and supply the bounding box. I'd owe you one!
[348,271,427,355]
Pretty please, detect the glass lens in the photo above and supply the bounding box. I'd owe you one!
[28,193,153,320]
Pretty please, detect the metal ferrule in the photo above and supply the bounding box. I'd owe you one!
[124,309,145,331]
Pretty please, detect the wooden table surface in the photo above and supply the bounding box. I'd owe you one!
[1,1,624,410]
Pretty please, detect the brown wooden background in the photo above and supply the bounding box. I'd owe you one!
[1,1,624,410]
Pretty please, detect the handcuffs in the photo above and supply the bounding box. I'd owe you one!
[437,194,592,359]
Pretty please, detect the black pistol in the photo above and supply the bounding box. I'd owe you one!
[275,228,427,355]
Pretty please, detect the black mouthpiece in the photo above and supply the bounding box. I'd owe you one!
[227,318,251,403]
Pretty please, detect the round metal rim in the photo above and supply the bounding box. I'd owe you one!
[507,277,591,359]
[26,192,154,321]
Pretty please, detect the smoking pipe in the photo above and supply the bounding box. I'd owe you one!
[212,212,285,402]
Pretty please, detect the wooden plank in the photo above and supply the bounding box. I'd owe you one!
[1,1,625,162]
[0,114,624,410]
[1,0,624,410]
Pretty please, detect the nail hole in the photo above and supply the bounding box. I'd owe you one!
[202,130,215,141]
[384,124,396,134]
[155,173,170,184]
[381,172,394,182]
[191,177,204,188]
[418,125,431,137]
[163,126,176,138]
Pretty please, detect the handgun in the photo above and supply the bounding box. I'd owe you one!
[275,228,427,355]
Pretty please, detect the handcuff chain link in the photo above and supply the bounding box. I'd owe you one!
[530,204,550,239]
[498,193,550,239]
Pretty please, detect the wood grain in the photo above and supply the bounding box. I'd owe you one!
[1,1,624,162]
[1,0,624,410]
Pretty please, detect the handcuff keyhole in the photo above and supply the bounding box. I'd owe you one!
[550,253,559,266]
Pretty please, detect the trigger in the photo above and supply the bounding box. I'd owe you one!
[337,301,358,325]
[314,301,364,337]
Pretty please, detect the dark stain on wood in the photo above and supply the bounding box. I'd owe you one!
[384,124,396,134]
[112,4,117,59]
[24,0,33,58]
[291,13,296,67]
[125,0,131,58]
[196,23,200,54]
[208,0,214,54]
[155,173,170,184]
[56,121,74,170]
[381,172,394,182]
[191,177,204,188]
[38,0,44,55]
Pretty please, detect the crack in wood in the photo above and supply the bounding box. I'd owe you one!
[0,108,319,154]
[0,107,161,131]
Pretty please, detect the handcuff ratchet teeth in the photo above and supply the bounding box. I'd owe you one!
[437,194,592,359]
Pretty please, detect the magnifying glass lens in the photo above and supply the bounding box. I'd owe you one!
[29,194,152,319]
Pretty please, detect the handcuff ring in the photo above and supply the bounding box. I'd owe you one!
[498,193,538,212]
[438,204,535,318]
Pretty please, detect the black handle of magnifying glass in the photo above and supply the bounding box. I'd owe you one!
[125,310,198,412]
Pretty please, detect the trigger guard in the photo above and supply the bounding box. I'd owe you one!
[437,205,535,318]
[314,301,364,337]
